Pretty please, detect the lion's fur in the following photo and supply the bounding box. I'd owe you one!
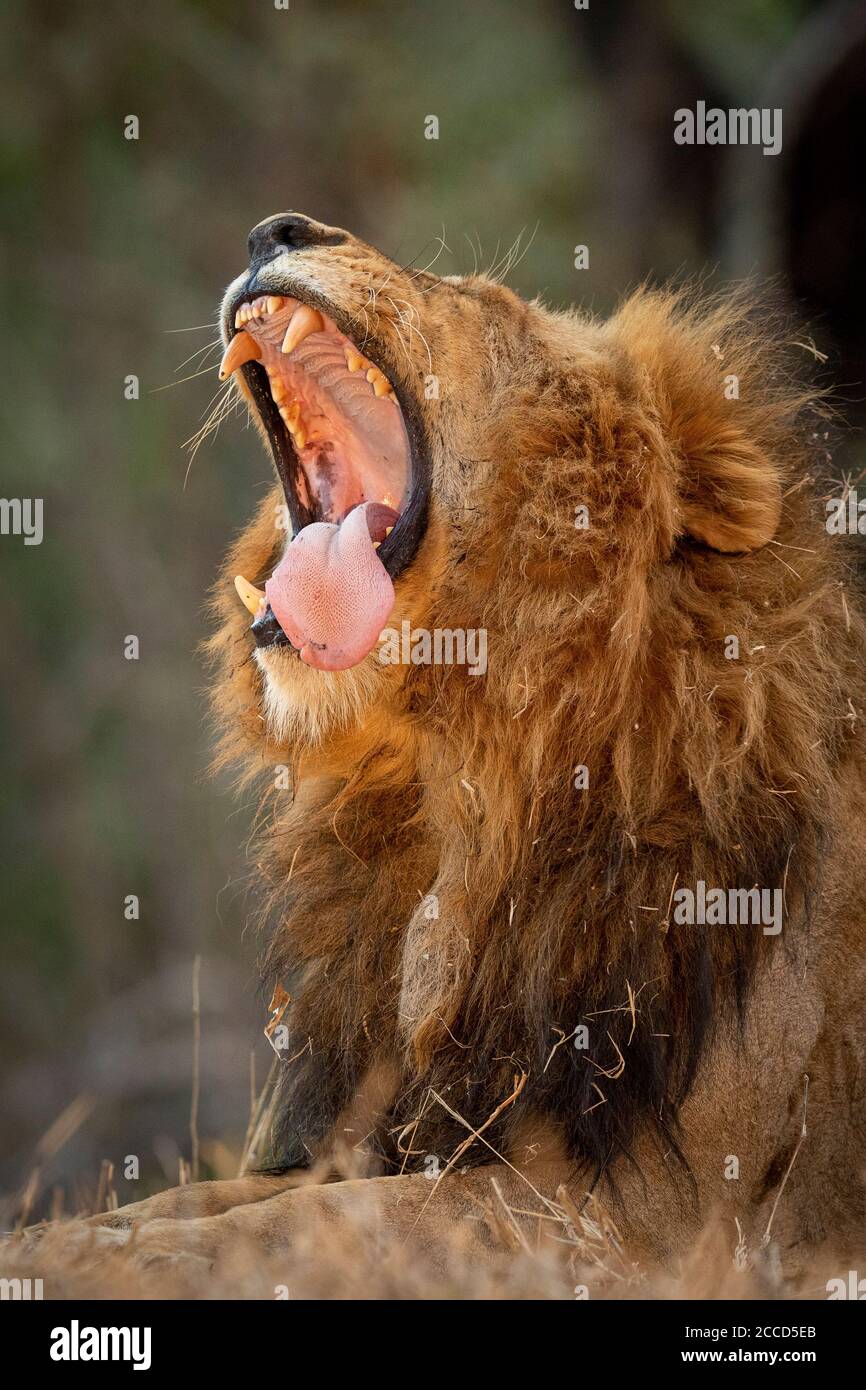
[204,226,866,1257]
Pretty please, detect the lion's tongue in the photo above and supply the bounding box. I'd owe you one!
[265,502,398,672]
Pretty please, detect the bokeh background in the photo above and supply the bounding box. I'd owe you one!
[2,0,865,1216]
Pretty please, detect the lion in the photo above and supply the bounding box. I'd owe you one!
[46,213,866,1275]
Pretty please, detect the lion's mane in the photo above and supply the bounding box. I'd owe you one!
[208,286,866,1184]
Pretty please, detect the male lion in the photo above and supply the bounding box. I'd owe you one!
[71,214,866,1272]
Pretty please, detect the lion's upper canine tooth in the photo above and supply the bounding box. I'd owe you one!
[219,330,262,379]
[234,574,265,617]
[281,305,324,355]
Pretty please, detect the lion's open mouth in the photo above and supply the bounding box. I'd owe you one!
[221,292,424,671]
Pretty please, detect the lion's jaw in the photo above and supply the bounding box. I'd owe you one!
[216,212,529,748]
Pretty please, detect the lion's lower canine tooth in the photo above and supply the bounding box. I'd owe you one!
[234,574,265,616]
[281,305,324,354]
[219,331,262,379]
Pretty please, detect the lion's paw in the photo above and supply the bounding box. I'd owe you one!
[8,1220,132,1262]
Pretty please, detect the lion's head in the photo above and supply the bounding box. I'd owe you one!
[215,212,555,745]
[215,213,789,751]
[209,213,864,1181]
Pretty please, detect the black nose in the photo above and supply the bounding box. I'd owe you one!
[247,213,345,265]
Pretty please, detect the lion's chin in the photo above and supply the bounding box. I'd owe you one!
[256,644,385,747]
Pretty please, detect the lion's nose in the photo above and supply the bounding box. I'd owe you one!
[247,213,344,264]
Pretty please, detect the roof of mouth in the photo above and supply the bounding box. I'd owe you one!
[222,296,410,527]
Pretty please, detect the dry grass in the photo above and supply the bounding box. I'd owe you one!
[2,1174,857,1301]
[2,1058,860,1301]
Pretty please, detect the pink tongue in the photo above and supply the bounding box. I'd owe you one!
[265,502,398,671]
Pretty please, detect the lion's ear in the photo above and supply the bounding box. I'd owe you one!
[678,423,782,553]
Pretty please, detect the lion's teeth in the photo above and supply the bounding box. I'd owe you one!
[365,365,392,397]
[281,305,324,355]
[266,296,284,315]
[269,373,288,404]
[279,404,307,449]
[345,347,366,373]
[219,330,262,379]
[234,574,265,616]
